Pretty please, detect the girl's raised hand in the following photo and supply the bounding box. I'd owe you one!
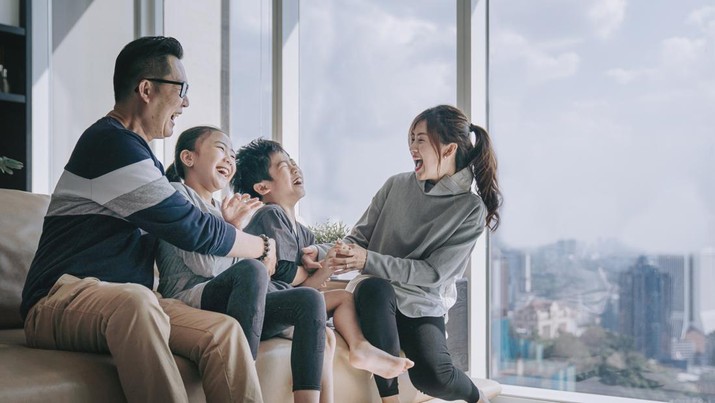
[221,193,263,229]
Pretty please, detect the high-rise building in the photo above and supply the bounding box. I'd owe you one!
[694,247,715,335]
[500,248,529,312]
[653,254,688,339]
[619,256,672,360]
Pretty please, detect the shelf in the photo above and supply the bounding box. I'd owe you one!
[0,23,25,36]
[0,0,30,192]
[0,92,25,103]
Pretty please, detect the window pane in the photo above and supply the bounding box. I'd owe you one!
[298,0,456,228]
[164,0,222,164]
[489,1,715,401]
[230,0,272,145]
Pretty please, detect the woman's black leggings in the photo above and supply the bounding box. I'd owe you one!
[202,260,326,391]
[353,277,481,402]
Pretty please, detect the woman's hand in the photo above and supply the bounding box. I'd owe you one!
[221,193,263,229]
[301,245,322,270]
[325,241,367,274]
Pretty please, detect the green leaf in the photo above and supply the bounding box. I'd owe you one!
[309,220,351,244]
[0,156,24,175]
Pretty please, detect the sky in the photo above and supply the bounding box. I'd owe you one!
[296,0,715,255]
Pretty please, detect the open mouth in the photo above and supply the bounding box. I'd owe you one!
[414,159,423,172]
[293,177,304,185]
[171,113,180,123]
[216,166,230,177]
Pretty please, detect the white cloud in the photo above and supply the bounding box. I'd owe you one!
[605,68,638,84]
[588,0,627,39]
[660,36,707,75]
[605,35,706,84]
[604,67,654,84]
[687,6,715,37]
[368,13,438,46]
[527,51,579,81]
[493,30,580,82]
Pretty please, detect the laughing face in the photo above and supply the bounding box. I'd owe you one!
[183,130,236,198]
[262,151,305,205]
[155,56,190,140]
[409,120,443,183]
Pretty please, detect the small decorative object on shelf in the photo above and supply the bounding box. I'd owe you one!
[0,156,24,175]
[0,65,9,93]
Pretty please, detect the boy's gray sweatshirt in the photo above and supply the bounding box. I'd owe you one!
[320,167,486,318]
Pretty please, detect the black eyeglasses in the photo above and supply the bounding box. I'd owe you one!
[143,78,189,98]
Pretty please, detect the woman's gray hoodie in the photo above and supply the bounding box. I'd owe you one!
[321,167,486,318]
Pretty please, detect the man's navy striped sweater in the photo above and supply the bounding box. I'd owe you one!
[21,117,236,318]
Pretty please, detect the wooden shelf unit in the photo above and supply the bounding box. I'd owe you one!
[0,1,31,191]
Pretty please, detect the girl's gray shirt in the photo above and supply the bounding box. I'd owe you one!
[156,183,237,308]
[319,167,486,318]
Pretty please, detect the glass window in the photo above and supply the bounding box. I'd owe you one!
[229,0,273,145]
[489,1,715,401]
[164,0,222,163]
[298,0,457,228]
[163,0,272,164]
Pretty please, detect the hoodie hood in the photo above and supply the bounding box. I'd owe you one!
[415,166,476,196]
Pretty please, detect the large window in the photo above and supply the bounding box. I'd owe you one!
[163,0,272,165]
[488,1,715,401]
[298,0,457,228]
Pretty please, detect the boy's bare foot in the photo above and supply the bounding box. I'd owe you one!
[349,340,414,379]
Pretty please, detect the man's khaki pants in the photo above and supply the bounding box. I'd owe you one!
[24,274,263,403]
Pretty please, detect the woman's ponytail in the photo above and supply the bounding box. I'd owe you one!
[468,124,502,231]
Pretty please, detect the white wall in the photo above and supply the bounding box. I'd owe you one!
[47,0,133,190]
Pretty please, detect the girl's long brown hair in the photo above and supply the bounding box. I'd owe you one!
[410,105,502,230]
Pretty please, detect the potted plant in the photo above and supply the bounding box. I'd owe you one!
[308,220,350,244]
[0,156,23,175]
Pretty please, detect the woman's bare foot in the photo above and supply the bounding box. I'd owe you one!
[349,340,414,379]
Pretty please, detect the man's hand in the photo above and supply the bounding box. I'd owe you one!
[262,238,277,276]
[221,193,263,229]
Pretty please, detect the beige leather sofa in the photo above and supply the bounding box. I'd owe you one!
[0,188,500,402]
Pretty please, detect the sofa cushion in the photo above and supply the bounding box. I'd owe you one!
[255,331,502,402]
[256,332,433,403]
[0,328,206,403]
[0,190,50,329]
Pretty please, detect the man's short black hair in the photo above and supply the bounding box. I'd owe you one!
[113,36,183,103]
[234,139,286,199]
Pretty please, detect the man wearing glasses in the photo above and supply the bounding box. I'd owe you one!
[20,36,273,403]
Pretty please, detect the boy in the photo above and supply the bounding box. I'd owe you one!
[235,139,414,380]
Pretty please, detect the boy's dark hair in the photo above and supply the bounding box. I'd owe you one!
[113,36,183,103]
[234,139,286,199]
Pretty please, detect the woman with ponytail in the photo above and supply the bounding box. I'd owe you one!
[303,105,501,403]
